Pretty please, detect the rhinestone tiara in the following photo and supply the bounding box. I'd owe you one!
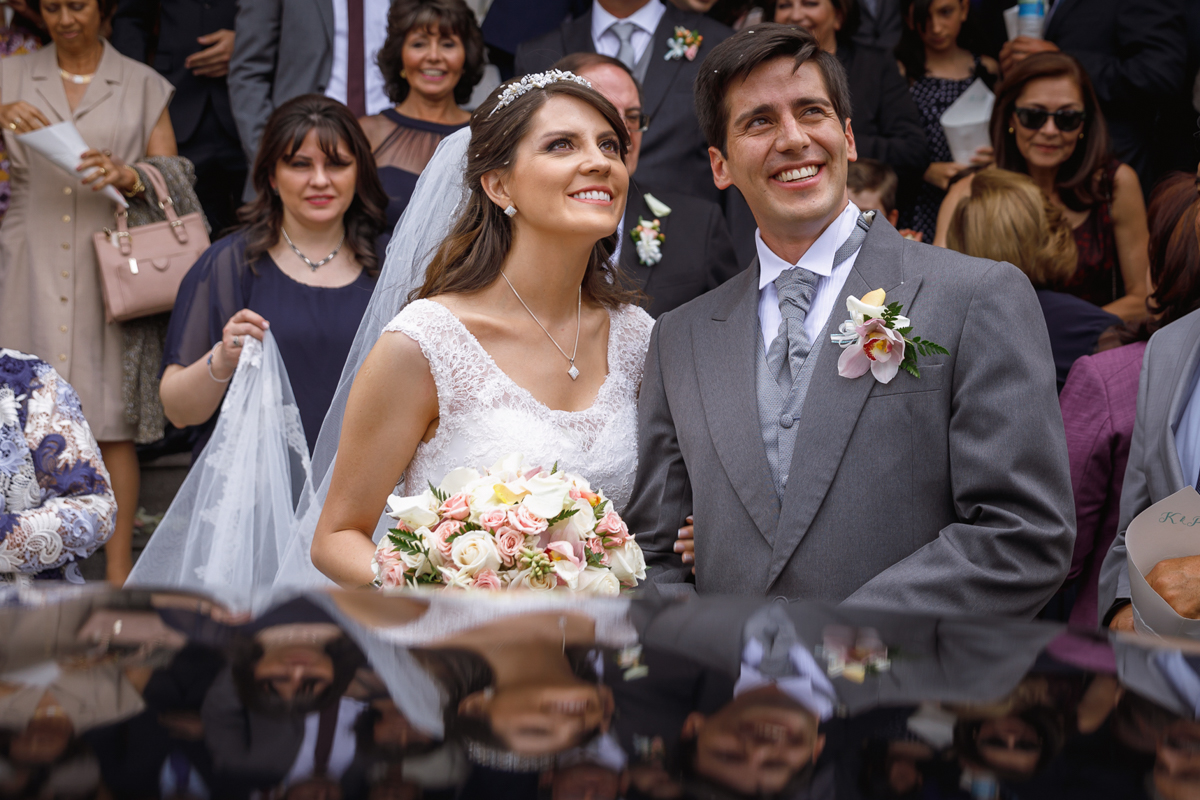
[488,69,592,117]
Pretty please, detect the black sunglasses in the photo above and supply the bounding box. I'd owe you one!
[1013,106,1086,133]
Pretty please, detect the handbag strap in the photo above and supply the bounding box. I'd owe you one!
[135,162,181,224]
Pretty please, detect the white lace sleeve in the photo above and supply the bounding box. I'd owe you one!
[382,300,475,422]
[613,305,654,398]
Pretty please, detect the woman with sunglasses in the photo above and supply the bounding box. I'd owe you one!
[934,53,1150,322]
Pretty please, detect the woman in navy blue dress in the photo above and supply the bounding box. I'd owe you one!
[357,0,483,254]
[159,95,387,458]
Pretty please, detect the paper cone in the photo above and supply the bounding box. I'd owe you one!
[1127,486,1200,639]
[17,121,128,208]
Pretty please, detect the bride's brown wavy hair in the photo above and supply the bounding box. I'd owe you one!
[415,77,642,308]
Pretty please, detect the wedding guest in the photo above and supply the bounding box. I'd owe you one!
[1082,172,1200,632]
[943,168,1118,392]
[556,51,741,316]
[515,0,733,206]
[159,94,386,458]
[0,0,176,584]
[998,0,1187,196]
[228,0,392,199]
[847,158,923,241]
[935,53,1152,323]
[774,0,929,185]
[360,0,483,253]
[0,349,116,581]
[111,0,246,236]
[0,0,43,225]
[894,0,997,242]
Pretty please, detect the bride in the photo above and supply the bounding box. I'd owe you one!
[310,72,654,588]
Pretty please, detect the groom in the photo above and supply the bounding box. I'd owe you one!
[623,24,1075,617]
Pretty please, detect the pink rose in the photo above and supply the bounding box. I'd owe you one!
[495,526,525,567]
[595,511,630,546]
[375,548,408,588]
[479,509,509,532]
[685,43,700,60]
[473,569,502,590]
[432,520,464,560]
[837,319,906,384]
[509,505,548,536]
[438,493,471,521]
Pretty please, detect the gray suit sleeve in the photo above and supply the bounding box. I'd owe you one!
[846,261,1075,618]
[227,0,282,162]
[625,316,695,588]
[1096,337,1156,624]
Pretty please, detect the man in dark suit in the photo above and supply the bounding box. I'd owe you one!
[998,0,1188,194]
[111,0,246,234]
[516,0,732,207]
[558,52,741,316]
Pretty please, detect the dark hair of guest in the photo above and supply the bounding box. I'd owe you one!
[847,158,899,216]
[770,0,861,47]
[989,52,1112,212]
[894,0,987,81]
[953,708,1065,783]
[1116,172,1200,343]
[694,23,852,156]
[415,77,641,309]
[377,0,486,106]
[237,94,388,277]
[230,632,365,717]
[29,0,117,20]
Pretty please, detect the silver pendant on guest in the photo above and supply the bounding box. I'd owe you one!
[568,364,580,380]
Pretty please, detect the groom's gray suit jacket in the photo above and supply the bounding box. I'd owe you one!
[1097,309,1200,624]
[623,218,1075,617]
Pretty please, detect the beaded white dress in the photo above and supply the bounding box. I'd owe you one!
[383,299,654,510]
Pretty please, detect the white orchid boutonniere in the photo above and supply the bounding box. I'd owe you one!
[631,217,665,266]
[832,289,948,383]
[665,26,703,61]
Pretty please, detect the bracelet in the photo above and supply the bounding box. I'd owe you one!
[206,345,232,383]
[121,168,146,198]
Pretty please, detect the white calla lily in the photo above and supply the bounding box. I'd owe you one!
[386,492,439,529]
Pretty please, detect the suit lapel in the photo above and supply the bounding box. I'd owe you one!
[68,41,119,124]
[641,7,687,121]
[766,221,923,588]
[621,188,653,290]
[695,264,781,545]
[1160,323,1200,492]
[564,11,597,55]
[316,0,335,45]
[30,46,70,123]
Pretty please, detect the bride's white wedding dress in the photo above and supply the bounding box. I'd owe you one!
[389,299,652,508]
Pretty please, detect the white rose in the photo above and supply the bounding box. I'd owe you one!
[608,541,647,587]
[400,548,431,579]
[387,492,439,529]
[416,526,445,569]
[575,566,621,596]
[450,531,501,577]
[509,567,557,592]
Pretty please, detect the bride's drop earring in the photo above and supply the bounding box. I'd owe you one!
[504,205,517,217]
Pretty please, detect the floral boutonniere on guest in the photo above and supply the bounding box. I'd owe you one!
[630,193,672,266]
[665,26,703,61]
[833,289,948,383]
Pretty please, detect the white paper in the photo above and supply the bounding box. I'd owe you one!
[16,121,128,208]
[1127,486,1200,639]
[1003,6,1019,41]
[939,78,994,166]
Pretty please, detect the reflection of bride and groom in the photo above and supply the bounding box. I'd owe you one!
[131,24,1076,616]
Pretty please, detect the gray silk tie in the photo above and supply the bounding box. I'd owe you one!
[610,21,637,70]
[766,268,821,390]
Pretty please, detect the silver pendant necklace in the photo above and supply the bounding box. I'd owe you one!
[501,273,582,380]
[282,226,345,271]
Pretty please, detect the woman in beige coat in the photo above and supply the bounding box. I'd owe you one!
[0,0,177,583]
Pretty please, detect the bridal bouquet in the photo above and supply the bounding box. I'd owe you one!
[373,454,646,594]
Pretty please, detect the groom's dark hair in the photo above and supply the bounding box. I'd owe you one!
[694,23,852,156]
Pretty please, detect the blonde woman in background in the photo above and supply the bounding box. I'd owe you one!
[944,168,1119,392]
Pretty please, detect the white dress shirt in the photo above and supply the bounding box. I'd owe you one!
[327,0,392,116]
[735,638,837,721]
[591,0,667,65]
[756,201,865,351]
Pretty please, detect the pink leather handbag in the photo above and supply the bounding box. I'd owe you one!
[93,162,210,323]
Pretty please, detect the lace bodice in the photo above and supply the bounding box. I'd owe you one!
[383,299,653,510]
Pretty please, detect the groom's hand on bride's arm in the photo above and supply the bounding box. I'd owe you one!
[674,516,695,575]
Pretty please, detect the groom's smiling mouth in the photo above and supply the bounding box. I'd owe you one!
[771,164,821,188]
